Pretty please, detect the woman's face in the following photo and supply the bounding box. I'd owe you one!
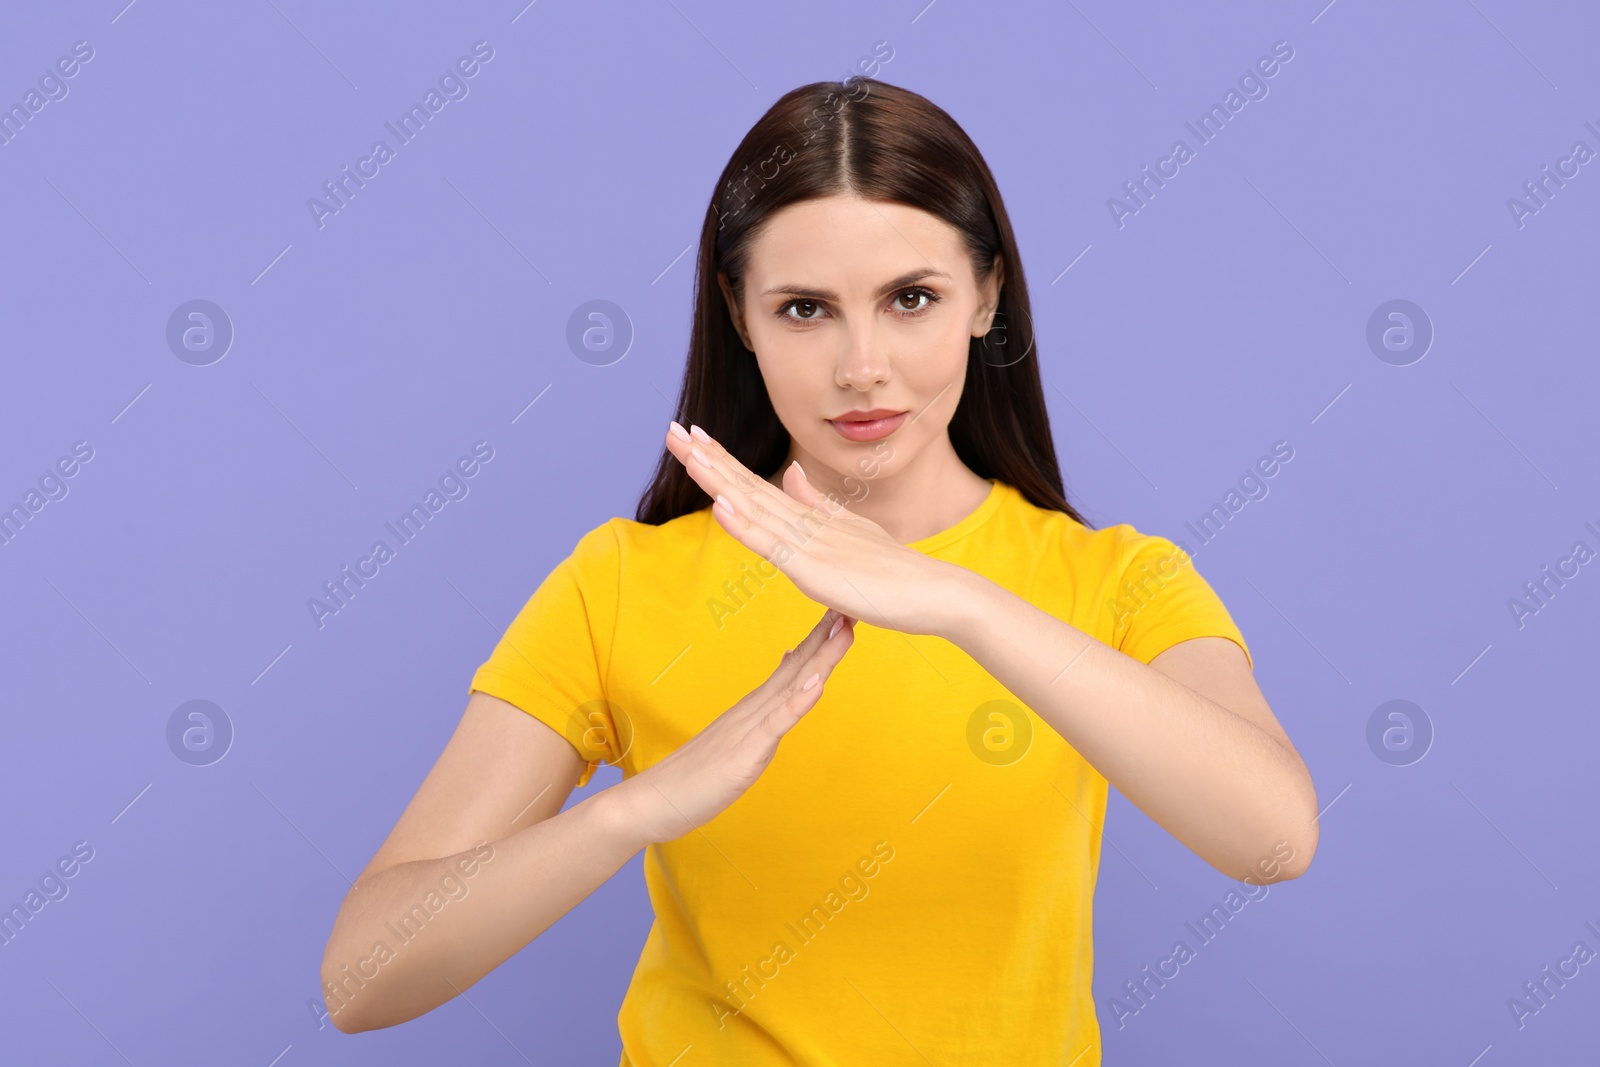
[718,194,1003,484]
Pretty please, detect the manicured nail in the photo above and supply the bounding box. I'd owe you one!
[689,424,712,443]
[692,445,713,467]
[790,459,806,480]
[828,615,843,639]
[714,493,735,517]
[669,421,691,442]
[801,672,820,691]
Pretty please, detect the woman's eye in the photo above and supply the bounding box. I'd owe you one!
[893,288,941,315]
[779,289,939,323]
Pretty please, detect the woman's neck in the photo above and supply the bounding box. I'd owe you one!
[764,438,993,546]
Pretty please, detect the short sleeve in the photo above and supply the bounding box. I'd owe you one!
[467,521,624,788]
[1108,530,1253,670]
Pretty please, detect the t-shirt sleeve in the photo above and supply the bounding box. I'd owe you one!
[467,520,624,789]
[1108,529,1253,670]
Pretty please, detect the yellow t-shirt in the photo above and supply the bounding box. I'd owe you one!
[468,478,1250,1066]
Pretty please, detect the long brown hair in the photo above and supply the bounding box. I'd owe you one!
[634,77,1090,529]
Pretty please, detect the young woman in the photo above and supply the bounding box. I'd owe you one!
[320,78,1318,1065]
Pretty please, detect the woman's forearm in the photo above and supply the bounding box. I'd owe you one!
[321,786,645,1033]
[936,565,1317,881]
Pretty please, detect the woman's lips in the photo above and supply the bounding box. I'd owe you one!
[829,411,908,442]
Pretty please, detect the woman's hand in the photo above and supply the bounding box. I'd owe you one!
[663,421,954,635]
[610,607,856,846]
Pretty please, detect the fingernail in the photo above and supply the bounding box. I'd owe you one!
[828,615,843,640]
[689,424,712,443]
[790,459,806,480]
[801,672,820,691]
[691,445,712,467]
[669,421,691,442]
[714,493,735,517]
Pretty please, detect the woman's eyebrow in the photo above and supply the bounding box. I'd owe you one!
[760,269,952,301]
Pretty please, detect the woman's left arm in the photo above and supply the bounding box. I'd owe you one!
[663,422,1318,883]
[938,565,1319,884]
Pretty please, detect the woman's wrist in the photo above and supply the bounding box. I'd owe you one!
[578,777,658,856]
[920,559,999,647]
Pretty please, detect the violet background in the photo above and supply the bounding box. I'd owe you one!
[1,1,1596,1063]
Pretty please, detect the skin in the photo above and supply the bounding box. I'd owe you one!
[318,192,1317,1035]
[715,194,1000,545]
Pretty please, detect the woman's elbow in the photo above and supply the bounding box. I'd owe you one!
[319,944,382,1034]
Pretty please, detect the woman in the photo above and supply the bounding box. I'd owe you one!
[320,77,1318,1064]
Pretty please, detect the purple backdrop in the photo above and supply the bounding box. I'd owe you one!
[2,1,1596,1063]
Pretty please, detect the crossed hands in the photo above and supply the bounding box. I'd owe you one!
[606,420,964,845]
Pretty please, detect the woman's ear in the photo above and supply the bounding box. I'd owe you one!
[971,253,1006,337]
[717,270,754,351]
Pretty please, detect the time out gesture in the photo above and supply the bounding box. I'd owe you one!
[665,420,961,637]
[662,419,1320,884]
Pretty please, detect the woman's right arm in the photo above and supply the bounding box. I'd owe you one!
[319,689,640,1033]
[320,606,855,1033]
